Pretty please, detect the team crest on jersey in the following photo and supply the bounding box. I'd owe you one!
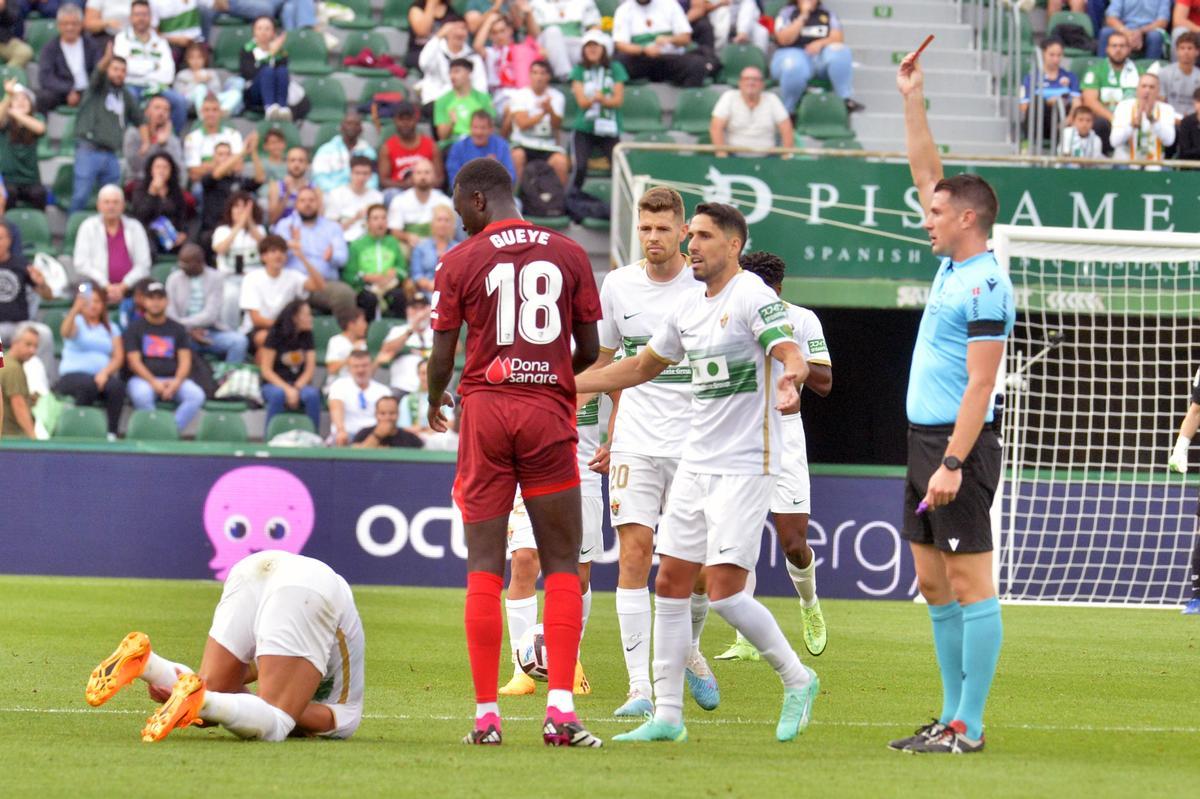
[719,313,729,328]
[485,356,559,385]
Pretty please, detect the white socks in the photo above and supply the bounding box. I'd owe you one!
[201,691,296,741]
[476,701,499,719]
[710,592,810,690]
[547,689,574,714]
[689,592,709,650]
[616,587,652,696]
[140,652,193,690]
[505,595,538,666]
[581,588,592,640]
[787,558,818,606]
[651,595,691,726]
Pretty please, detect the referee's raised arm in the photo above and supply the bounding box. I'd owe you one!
[897,52,942,213]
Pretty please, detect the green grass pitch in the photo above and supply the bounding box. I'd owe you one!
[1,575,1198,798]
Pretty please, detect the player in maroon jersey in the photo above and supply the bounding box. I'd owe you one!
[427,157,603,748]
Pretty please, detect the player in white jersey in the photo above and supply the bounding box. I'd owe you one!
[84,551,365,743]
[590,187,719,718]
[716,251,832,662]
[578,203,819,743]
[499,393,608,696]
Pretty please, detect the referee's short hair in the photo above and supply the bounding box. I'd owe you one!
[637,186,686,221]
[933,174,999,233]
[454,156,514,198]
[693,202,748,252]
[740,251,786,290]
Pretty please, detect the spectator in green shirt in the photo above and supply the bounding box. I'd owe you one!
[1081,30,1142,155]
[434,58,495,142]
[344,204,410,319]
[0,81,48,209]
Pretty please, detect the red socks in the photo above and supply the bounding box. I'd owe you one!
[465,571,504,703]
[542,572,583,693]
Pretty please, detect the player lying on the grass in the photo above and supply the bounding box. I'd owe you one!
[589,187,719,719]
[889,49,1013,755]
[715,251,832,663]
[84,551,364,743]
[577,202,819,743]
[1167,367,1200,615]
[427,157,603,748]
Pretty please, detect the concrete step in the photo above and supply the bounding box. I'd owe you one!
[839,19,975,50]
[853,89,1001,118]
[854,65,991,95]
[853,46,981,71]
[854,112,1010,143]
[856,136,1014,156]
[835,0,961,26]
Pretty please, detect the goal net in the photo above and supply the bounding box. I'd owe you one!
[993,225,1200,607]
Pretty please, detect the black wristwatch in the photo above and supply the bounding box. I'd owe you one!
[942,456,963,471]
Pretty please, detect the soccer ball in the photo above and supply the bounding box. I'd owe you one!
[516,624,549,681]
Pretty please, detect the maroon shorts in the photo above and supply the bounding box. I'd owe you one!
[453,390,580,523]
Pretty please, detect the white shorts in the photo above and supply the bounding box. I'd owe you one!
[208,554,365,739]
[507,492,604,563]
[656,470,775,571]
[608,452,679,529]
[771,420,811,515]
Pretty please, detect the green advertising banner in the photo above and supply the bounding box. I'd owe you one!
[621,150,1200,309]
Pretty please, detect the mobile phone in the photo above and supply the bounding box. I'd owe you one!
[235,254,245,275]
[79,283,92,297]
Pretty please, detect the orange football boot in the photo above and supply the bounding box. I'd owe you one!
[141,673,206,742]
[85,632,151,707]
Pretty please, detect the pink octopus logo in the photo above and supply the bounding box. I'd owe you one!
[203,466,316,580]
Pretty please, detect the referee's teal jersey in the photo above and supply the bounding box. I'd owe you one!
[906,251,1015,426]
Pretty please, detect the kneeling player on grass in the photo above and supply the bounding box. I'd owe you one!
[428,157,604,747]
[716,251,832,662]
[85,551,364,743]
[577,203,819,743]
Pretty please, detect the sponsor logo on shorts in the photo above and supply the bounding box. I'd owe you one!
[484,356,560,385]
[610,497,621,517]
[718,545,737,554]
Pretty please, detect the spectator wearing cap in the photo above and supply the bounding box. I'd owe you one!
[445,110,516,187]
[1156,32,1200,117]
[418,19,488,120]
[772,0,862,116]
[328,349,393,446]
[353,394,424,448]
[37,5,103,114]
[433,57,495,141]
[0,324,39,438]
[379,102,444,193]
[312,112,378,194]
[344,204,408,319]
[710,65,793,157]
[1099,0,1170,60]
[529,0,602,80]
[72,42,142,214]
[74,185,153,305]
[124,279,206,431]
[165,243,249,364]
[376,291,434,396]
[569,29,625,189]
[408,204,458,296]
[0,0,33,68]
[612,0,714,88]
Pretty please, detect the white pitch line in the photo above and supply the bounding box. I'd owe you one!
[3,707,1197,734]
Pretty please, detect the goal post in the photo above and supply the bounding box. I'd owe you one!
[992,224,1200,608]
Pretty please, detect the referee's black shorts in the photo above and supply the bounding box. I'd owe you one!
[902,423,1002,554]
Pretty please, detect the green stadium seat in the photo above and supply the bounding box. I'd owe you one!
[266,413,316,439]
[313,314,342,358]
[6,208,51,256]
[822,136,862,150]
[366,318,401,355]
[312,120,341,151]
[382,0,414,29]
[621,86,666,133]
[287,29,334,76]
[151,262,175,284]
[197,411,249,443]
[983,9,1035,56]
[214,25,252,72]
[561,87,579,132]
[795,92,853,140]
[1047,12,1095,57]
[672,87,723,135]
[24,18,58,55]
[718,43,769,86]
[63,210,90,255]
[257,119,302,151]
[525,215,571,230]
[763,0,787,20]
[333,0,376,28]
[342,31,393,76]
[303,76,348,123]
[359,75,409,107]
[39,307,67,356]
[53,406,107,439]
[580,179,611,231]
[595,0,619,15]
[214,13,249,26]
[632,130,674,143]
[204,399,249,412]
[126,409,179,441]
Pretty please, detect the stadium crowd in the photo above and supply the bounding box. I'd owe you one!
[0,0,867,445]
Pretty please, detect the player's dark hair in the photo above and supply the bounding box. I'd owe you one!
[693,202,748,252]
[259,233,288,255]
[271,299,310,344]
[471,108,494,124]
[1041,36,1063,52]
[449,57,474,72]
[932,174,999,233]
[348,349,372,361]
[1179,32,1200,49]
[349,155,375,172]
[740,251,786,291]
[366,202,387,217]
[1072,104,1094,118]
[637,186,685,221]
[454,156,514,198]
[530,59,552,75]
[336,306,366,329]
[376,394,399,409]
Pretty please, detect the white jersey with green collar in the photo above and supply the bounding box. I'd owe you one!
[647,270,795,476]
[783,302,830,426]
[576,395,603,498]
[598,260,695,459]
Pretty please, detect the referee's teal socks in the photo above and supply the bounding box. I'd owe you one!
[927,601,963,726]
[956,597,1003,740]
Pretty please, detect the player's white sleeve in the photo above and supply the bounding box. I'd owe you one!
[796,308,831,366]
[647,303,685,364]
[744,280,794,355]
[598,276,619,353]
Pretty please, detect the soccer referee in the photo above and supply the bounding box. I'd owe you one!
[888,51,1015,755]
